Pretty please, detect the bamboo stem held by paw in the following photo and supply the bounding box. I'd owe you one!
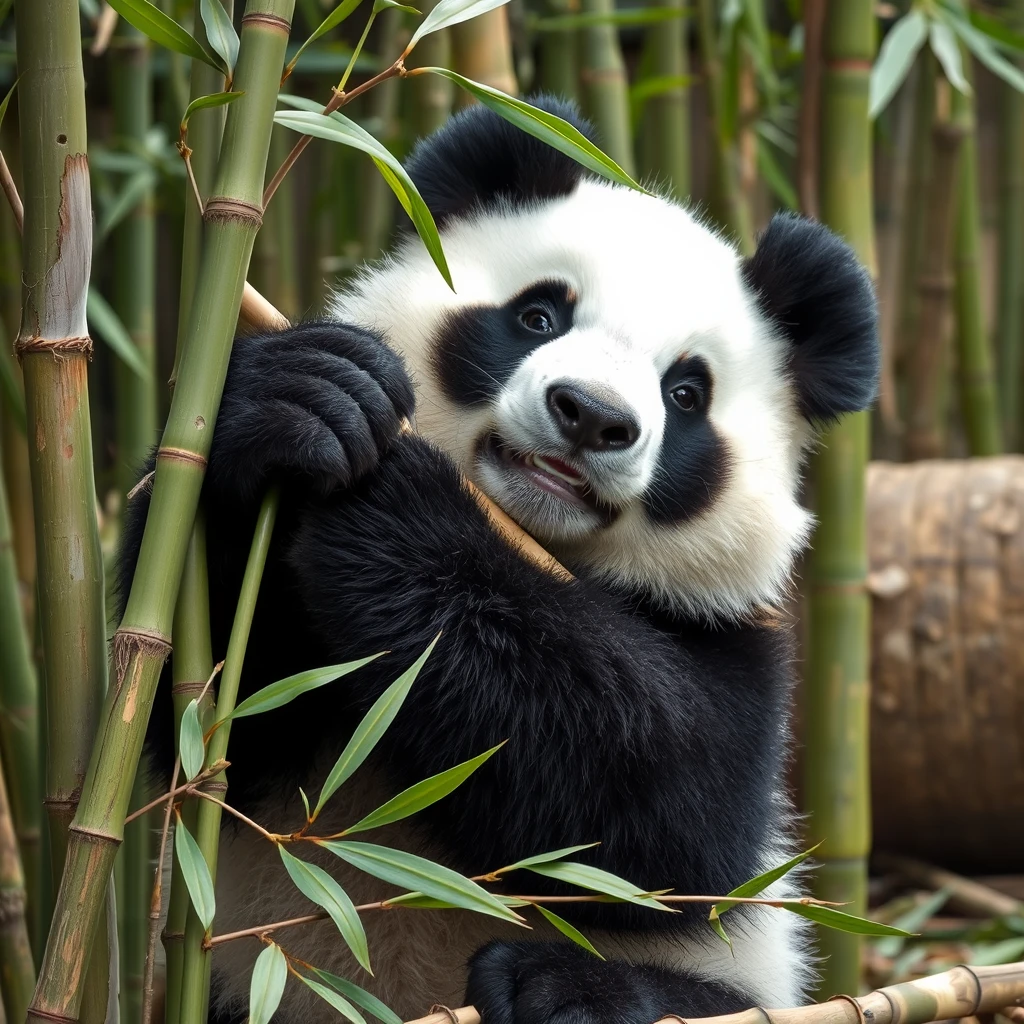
[238,283,574,581]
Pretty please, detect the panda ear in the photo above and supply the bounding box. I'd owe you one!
[405,94,598,227]
[741,212,880,423]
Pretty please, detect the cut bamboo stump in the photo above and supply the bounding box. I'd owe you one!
[867,457,1024,872]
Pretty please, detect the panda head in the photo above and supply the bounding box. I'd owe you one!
[332,97,880,619]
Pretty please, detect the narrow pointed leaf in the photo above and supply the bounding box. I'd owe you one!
[0,77,19,131]
[966,6,1024,53]
[87,287,151,381]
[311,635,441,817]
[278,847,371,973]
[417,70,644,192]
[103,0,225,71]
[179,699,206,781]
[930,20,970,94]
[312,971,403,1024]
[248,942,288,1024]
[287,0,365,71]
[345,742,505,834]
[299,786,311,822]
[869,10,928,118]
[499,844,600,873]
[713,843,822,918]
[950,15,1024,94]
[299,975,368,1024]
[875,887,950,959]
[180,91,245,135]
[406,0,510,51]
[274,108,453,289]
[783,902,915,937]
[970,937,1024,967]
[96,168,158,241]
[318,840,524,924]
[534,904,603,958]
[707,907,733,949]
[200,0,239,73]
[525,860,672,911]
[228,655,383,721]
[174,814,216,928]
[374,0,419,12]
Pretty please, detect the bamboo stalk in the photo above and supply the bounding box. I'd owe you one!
[904,80,962,462]
[802,0,876,999]
[450,8,518,98]
[535,0,579,102]
[26,3,296,1020]
[13,1,113,1018]
[577,0,634,176]
[948,59,1000,456]
[796,0,824,220]
[251,123,300,318]
[638,0,689,199]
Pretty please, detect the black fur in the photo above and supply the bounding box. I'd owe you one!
[742,212,880,422]
[121,326,796,1022]
[406,96,597,227]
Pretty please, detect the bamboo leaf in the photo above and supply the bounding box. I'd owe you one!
[930,20,970,94]
[949,13,1024,94]
[875,888,951,959]
[373,0,419,12]
[869,9,928,118]
[525,861,672,911]
[416,70,645,193]
[966,5,1024,54]
[344,742,505,834]
[0,354,25,435]
[102,0,225,72]
[278,847,372,973]
[406,0,510,51]
[713,843,822,918]
[757,138,797,210]
[228,656,383,721]
[274,107,453,290]
[707,907,733,949]
[318,840,524,923]
[534,904,604,959]
[0,76,19,131]
[970,936,1024,966]
[180,91,245,136]
[311,970,403,1024]
[299,786,311,822]
[174,813,216,929]
[200,0,239,74]
[287,0,365,71]
[783,902,916,937]
[499,844,600,873]
[299,974,368,1024]
[179,699,206,781]
[87,287,152,381]
[310,634,441,818]
[97,168,157,241]
[248,942,288,1024]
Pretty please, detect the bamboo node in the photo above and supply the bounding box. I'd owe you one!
[828,994,867,1024]
[113,627,172,682]
[13,335,93,360]
[157,446,208,469]
[240,11,292,32]
[204,195,264,227]
[67,824,122,846]
[171,679,209,696]
[26,1008,77,1023]
[428,1006,460,1024]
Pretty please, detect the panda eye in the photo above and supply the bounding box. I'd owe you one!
[670,383,704,413]
[520,308,554,334]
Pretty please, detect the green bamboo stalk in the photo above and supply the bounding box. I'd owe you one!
[252,123,300,317]
[802,0,876,999]
[0,754,35,1023]
[451,8,518,99]
[535,0,579,102]
[638,0,689,198]
[178,492,277,1024]
[950,61,1000,457]
[13,1,113,1018]
[577,0,634,176]
[904,81,962,462]
[27,4,295,1019]
[406,0,454,137]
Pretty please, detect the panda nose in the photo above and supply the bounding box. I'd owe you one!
[546,383,640,451]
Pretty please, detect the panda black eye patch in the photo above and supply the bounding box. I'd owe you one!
[431,280,577,406]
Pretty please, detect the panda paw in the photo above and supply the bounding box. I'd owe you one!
[467,941,676,1024]
[209,321,415,503]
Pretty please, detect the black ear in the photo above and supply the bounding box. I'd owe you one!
[405,94,598,227]
[742,212,880,423]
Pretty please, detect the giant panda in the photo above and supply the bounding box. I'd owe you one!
[123,96,879,1024]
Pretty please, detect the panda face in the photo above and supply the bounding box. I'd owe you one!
[333,106,878,619]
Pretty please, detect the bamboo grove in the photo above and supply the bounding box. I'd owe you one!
[0,0,1022,1022]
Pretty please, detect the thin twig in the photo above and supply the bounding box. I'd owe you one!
[122,760,228,825]
[179,147,205,216]
[192,789,278,842]
[90,4,120,56]
[0,150,24,233]
[140,755,182,1024]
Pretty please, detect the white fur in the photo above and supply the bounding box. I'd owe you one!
[332,180,816,620]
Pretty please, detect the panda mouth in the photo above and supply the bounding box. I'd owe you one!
[483,434,597,511]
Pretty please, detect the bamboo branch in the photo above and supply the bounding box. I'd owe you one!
[0,151,23,230]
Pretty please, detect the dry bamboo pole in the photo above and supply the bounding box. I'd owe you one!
[904,80,963,462]
[638,0,689,199]
[577,0,634,176]
[0,755,34,1023]
[950,59,1000,457]
[535,0,579,102]
[406,0,454,137]
[13,0,113,1018]
[802,0,876,999]
[401,962,1024,1024]
[25,2,295,1020]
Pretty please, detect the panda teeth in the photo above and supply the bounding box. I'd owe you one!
[530,454,585,487]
